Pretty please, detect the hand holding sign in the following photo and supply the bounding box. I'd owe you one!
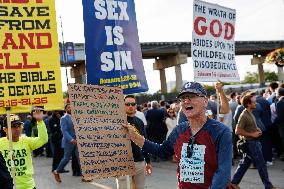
[122,123,145,148]
[214,81,224,93]
[32,107,44,122]
[70,139,77,145]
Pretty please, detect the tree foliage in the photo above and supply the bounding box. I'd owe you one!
[242,71,278,83]
[264,71,278,82]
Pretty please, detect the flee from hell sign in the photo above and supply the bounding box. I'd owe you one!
[0,0,64,114]
[192,0,240,82]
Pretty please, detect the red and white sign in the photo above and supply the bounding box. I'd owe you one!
[192,0,240,82]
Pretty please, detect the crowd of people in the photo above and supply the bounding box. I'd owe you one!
[0,81,284,188]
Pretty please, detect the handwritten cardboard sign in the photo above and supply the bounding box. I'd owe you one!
[68,84,135,179]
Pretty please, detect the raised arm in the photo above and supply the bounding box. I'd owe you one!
[27,108,48,150]
[215,82,229,114]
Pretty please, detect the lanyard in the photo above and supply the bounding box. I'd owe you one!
[186,123,206,159]
[188,119,207,140]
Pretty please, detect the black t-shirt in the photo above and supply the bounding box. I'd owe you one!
[49,116,63,143]
[0,151,13,186]
[127,116,150,163]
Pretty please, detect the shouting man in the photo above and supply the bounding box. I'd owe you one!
[123,82,232,189]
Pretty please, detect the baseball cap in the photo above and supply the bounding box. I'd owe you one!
[177,81,207,98]
[3,114,23,128]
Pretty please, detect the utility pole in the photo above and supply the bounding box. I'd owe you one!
[60,16,69,84]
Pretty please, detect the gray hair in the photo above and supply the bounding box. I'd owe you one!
[151,101,159,109]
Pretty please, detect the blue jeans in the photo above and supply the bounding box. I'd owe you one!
[232,140,272,188]
[56,144,81,174]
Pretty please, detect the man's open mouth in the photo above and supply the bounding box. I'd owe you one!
[185,106,193,111]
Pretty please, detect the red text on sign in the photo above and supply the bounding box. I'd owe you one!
[194,16,234,40]
[2,33,52,50]
[0,97,48,107]
[0,53,39,69]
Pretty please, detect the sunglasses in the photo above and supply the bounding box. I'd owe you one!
[187,136,195,158]
[168,112,175,114]
[179,94,205,102]
[125,102,136,106]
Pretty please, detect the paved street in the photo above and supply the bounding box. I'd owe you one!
[32,157,284,189]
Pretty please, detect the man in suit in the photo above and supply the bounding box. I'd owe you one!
[267,82,278,105]
[229,92,239,159]
[145,102,166,146]
[53,104,81,182]
[274,88,284,163]
[256,91,273,165]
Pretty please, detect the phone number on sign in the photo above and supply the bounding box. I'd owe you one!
[0,97,48,107]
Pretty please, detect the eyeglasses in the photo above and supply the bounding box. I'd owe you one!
[168,112,175,114]
[187,136,195,158]
[125,102,136,106]
[179,94,204,102]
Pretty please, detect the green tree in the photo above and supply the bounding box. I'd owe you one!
[264,71,278,82]
[242,72,258,83]
[203,85,215,95]
[242,71,278,83]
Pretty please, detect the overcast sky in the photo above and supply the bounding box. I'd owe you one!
[55,0,284,93]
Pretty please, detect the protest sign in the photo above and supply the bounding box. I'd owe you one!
[82,0,148,94]
[0,0,64,114]
[68,83,135,179]
[192,0,240,82]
